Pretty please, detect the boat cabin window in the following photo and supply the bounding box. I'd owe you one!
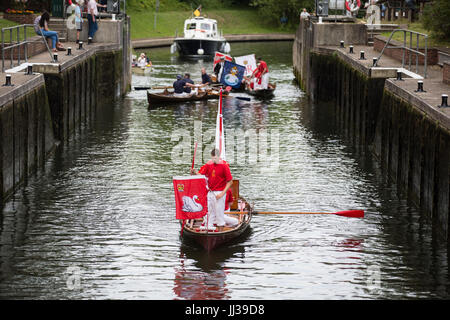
[200,23,211,31]
[186,23,197,30]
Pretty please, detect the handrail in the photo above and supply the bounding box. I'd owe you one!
[374,29,428,78]
[1,23,54,72]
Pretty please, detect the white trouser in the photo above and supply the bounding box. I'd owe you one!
[254,73,269,90]
[206,191,226,227]
[224,214,239,227]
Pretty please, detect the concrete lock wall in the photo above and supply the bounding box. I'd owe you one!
[0,82,55,202]
[1,49,126,204]
[44,50,123,142]
[293,21,450,239]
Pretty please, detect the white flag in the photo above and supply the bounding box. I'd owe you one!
[234,54,257,77]
[215,90,226,161]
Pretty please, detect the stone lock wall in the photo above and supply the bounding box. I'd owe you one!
[293,21,450,239]
[0,82,55,202]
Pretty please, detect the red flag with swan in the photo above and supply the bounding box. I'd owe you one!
[173,175,208,220]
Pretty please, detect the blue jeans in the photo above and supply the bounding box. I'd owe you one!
[36,30,58,49]
[87,14,98,38]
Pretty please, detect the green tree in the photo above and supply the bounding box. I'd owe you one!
[422,0,450,40]
[250,0,314,27]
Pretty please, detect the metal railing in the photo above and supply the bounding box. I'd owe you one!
[374,29,428,78]
[1,24,54,72]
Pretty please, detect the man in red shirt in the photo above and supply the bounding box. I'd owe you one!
[191,148,233,231]
[251,57,269,90]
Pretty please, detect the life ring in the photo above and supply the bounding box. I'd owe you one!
[345,0,361,12]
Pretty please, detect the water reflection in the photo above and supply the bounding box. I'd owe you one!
[173,230,251,300]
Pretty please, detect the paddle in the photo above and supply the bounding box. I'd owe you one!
[234,210,364,218]
[134,86,173,90]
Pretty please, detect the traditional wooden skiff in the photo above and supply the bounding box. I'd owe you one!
[147,89,228,106]
[181,180,252,252]
[147,91,207,105]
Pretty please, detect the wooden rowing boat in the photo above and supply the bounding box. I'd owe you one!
[246,83,276,99]
[132,66,152,75]
[181,180,252,252]
[147,90,207,105]
[147,88,229,106]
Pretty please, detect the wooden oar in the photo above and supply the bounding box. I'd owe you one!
[134,85,173,90]
[234,210,364,218]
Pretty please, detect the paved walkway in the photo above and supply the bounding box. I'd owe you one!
[330,44,450,129]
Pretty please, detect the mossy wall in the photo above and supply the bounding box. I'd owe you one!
[1,49,125,205]
[309,52,385,147]
[44,50,123,142]
[0,84,55,203]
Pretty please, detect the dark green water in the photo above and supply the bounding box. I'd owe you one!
[0,41,449,299]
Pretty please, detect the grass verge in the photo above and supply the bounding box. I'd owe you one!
[129,8,295,40]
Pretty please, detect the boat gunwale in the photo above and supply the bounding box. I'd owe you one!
[182,212,252,238]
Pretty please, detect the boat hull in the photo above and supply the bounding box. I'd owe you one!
[147,91,207,106]
[175,39,226,57]
[182,213,251,252]
[132,66,151,75]
[246,83,276,100]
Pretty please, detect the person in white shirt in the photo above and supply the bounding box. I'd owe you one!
[137,53,148,67]
[87,0,106,44]
[300,8,310,20]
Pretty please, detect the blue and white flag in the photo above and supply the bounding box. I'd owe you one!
[219,61,245,89]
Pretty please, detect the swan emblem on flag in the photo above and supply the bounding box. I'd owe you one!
[182,195,203,212]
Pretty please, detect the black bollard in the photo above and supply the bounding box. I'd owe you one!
[414,80,426,92]
[3,74,13,86]
[359,51,366,60]
[373,57,377,67]
[25,64,33,75]
[67,47,72,56]
[340,40,344,48]
[438,94,449,108]
[349,45,354,54]
[78,41,83,50]
[396,71,403,81]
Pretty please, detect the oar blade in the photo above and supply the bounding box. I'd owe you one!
[335,210,364,218]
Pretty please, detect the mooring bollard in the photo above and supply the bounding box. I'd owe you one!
[340,40,344,48]
[67,47,72,56]
[3,74,13,86]
[78,41,83,50]
[349,45,354,54]
[372,57,377,67]
[359,51,366,60]
[26,64,33,75]
[439,94,449,108]
[414,80,426,93]
[396,71,403,81]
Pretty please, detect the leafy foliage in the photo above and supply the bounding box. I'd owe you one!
[250,0,314,27]
[421,0,450,40]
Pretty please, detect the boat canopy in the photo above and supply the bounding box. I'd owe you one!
[183,17,220,39]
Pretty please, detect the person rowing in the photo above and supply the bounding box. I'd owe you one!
[173,74,189,97]
[184,68,213,91]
